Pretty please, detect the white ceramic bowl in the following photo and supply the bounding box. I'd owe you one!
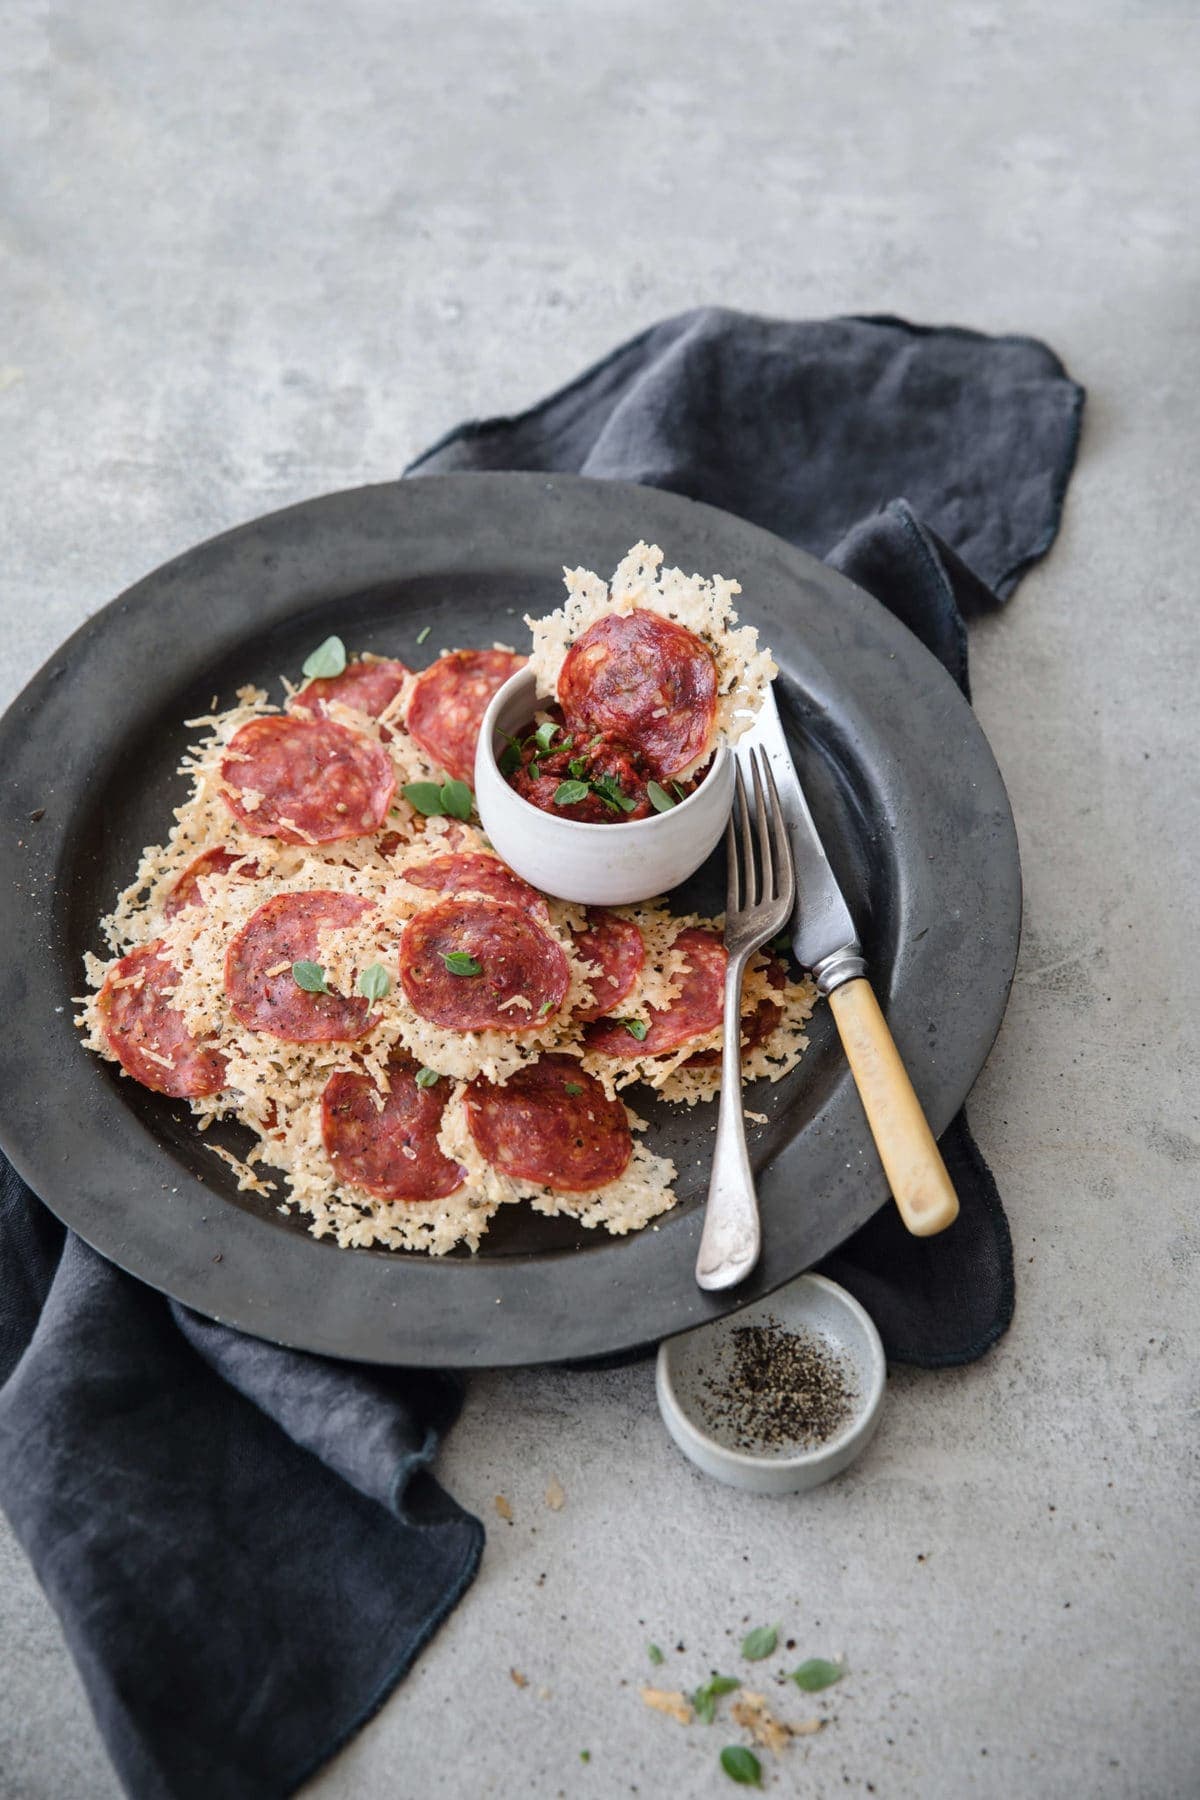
[473,667,735,905]
[655,1274,886,1496]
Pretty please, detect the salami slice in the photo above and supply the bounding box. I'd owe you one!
[97,941,226,1098]
[585,925,725,1057]
[558,611,718,779]
[405,648,526,783]
[399,896,568,1032]
[225,891,376,1042]
[571,909,644,1022]
[465,1055,632,1192]
[688,958,785,1068]
[403,851,548,918]
[292,657,409,726]
[321,1054,465,1202]
[220,716,395,844]
[164,847,261,919]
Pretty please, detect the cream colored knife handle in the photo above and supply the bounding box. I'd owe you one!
[826,978,959,1237]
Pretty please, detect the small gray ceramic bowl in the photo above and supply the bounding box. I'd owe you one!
[656,1274,886,1495]
[473,667,734,906]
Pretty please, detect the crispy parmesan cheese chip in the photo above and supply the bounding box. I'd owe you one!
[95,942,226,1098]
[221,715,396,843]
[291,656,410,726]
[404,648,526,783]
[526,541,777,779]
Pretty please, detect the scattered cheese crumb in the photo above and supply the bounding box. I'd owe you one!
[640,1688,693,1725]
[545,1476,566,1511]
[494,1494,513,1522]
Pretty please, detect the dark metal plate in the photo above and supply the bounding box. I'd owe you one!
[0,475,1020,1365]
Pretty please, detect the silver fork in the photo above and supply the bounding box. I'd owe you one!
[694,747,797,1292]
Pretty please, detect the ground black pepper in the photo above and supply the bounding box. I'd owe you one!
[697,1318,857,1452]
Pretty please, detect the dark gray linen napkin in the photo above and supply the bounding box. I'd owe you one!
[0,309,1083,1799]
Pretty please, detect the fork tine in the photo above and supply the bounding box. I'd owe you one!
[750,749,773,901]
[761,754,795,911]
[724,794,741,914]
[737,756,758,907]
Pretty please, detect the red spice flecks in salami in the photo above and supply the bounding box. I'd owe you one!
[585,925,725,1057]
[97,941,226,1098]
[224,891,376,1042]
[465,1055,632,1192]
[405,648,526,784]
[687,957,786,1068]
[403,851,549,919]
[557,610,718,779]
[291,657,409,735]
[398,896,569,1033]
[163,847,262,919]
[220,716,395,844]
[571,909,645,1023]
[321,1055,466,1202]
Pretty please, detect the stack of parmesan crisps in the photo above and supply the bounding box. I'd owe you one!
[78,546,817,1257]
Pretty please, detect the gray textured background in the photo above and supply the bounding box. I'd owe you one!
[2,3,1197,1797]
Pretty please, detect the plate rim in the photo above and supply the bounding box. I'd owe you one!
[0,473,1021,1366]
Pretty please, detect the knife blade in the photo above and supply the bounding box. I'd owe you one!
[739,682,959,1238]
[739,685,863,987]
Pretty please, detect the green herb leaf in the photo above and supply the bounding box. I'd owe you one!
[672,782,688,801]
[534,720,559,753]
[403,780,446,816]
[568,758,588,780]
[579,1750,590,1763]
[564,1081,585,1096]
[415,624,431,645]
[292,960,329,994]
[356,963,390,1001]
[719,1745,762,1786]
[692,1675,739,1724]
[439,779,473,821]
[592,775,637,813]
[529,759,541,780]
[587,734,603,749]
[790,1658,844,1692]
[559,735,574,752]
[770,931,792,953]
[647,1643,665,1666]
[301,635,346,680]
[441,951,483,977]
[553,780,591,807]
[621,1017,649,1042]
[415,1066,440,1089]
[646,781,675,812]
[498,742,522,777]
[538,997,556,1016]
[740,1625,778,1662]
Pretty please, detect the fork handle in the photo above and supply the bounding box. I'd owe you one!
[695,953,761,1291]
[827,978,959,1237]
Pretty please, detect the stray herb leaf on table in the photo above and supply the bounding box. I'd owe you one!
[647,1643,665,1666]
[740,1624,778,1662]
[719,1744,762,1786]
[693,1674,739,1723]
[790,1658,844,1692]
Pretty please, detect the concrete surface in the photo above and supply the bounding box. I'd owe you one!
[2,2,1197,1796]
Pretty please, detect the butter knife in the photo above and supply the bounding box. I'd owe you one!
[742,687,959,1237]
